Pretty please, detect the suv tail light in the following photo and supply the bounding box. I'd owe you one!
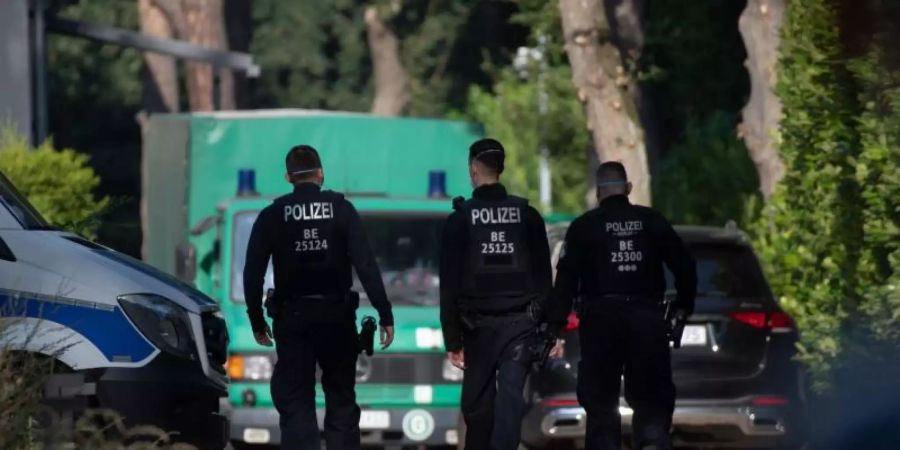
[729,311,767,328]
[564,312,580,332]
[542,397,579,407]
[751,395,789,406]
[729,311,795,332]
[768,311,795,332]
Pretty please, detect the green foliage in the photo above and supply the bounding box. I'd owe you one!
[652,112,759,226]
[251,0,524,116]
[463,67,588,214]
[251,0,372,111]
[48,0,143,255]
[642,0,749,139]
[848,45,900,362]
[642,0,756,223]
[386,0,480,117]
[49,0,142,142]
[0,129,109,239]
[750,0,900,391]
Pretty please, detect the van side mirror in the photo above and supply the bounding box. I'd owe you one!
[175,243,197,283]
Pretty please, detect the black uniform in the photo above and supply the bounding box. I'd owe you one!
[440,183,552,450]
[244,183,393,450]
[550,194,696,450]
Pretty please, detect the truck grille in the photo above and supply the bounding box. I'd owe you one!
[201,312,228,374]
[356,353,451,384]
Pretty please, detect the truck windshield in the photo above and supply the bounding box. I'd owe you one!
[232,211,445,306]
[0,172,50,229]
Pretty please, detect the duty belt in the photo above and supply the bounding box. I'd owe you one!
[460,304,533,329]
[281,293,345,308]
[588,294,663,305]
[580,293,663,311]
[270,291,359,319]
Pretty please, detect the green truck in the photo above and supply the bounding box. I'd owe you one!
[142,110,482,447]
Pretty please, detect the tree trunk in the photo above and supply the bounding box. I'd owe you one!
[604,0,661,174]
[224,0,252,109]
[738,0,786,200]
[559,0,651,206]
[138,0,179,114]
[365,6,411,116]
[180,0,233,111]
[138,0,179,261]
[214,0,235,110]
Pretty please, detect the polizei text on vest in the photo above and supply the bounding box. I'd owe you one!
[471,207,522,225]
[284,202,334,221]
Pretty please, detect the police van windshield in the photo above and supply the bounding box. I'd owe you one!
[0,171,50,229]
[231,211,444,306]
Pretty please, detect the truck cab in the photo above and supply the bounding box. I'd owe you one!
[221,194,463,447]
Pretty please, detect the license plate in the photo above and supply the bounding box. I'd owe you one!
[360,410,390,430]
[680,325,707,346]
[243,428,271,444]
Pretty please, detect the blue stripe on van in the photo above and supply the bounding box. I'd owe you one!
[0,292,156,363]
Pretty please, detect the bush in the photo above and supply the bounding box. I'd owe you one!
[749,0,861,393]
[652,112,760,226]
[750,0,900,396]
[0,128,109,239]
[0,344,55,449]
[847,45,900,365]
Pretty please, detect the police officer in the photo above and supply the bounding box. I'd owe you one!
[440,138,553,450]
[243,145,395,450]
[548,161,697,450]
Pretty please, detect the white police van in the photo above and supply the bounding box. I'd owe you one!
[0,171,228,448]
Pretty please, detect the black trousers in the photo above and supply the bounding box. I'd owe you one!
[577,301,675,450]
[271,311,360,450]
[461,313,533,450]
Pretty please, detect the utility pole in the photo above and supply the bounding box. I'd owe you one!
[536,34,552,214]
[513,35,553,213]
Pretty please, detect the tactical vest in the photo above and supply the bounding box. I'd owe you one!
[594,210,660,296]
[459,196,534,299]
[273,190,347,296]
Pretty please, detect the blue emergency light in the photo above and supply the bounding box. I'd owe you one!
[237,169,257,197]
[428,170,447,198]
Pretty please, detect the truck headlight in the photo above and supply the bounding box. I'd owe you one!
[227,354,274,380]
[118,294,196,359]
[442,358,464,382]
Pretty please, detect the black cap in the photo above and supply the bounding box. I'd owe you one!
[469,138,505,174]
[286,145,322,176]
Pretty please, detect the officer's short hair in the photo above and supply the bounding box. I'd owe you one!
[596,161,628,183]
[286,145,322,182]
[469,138,505,175]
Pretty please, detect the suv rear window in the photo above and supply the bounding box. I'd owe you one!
[666,243,769,299]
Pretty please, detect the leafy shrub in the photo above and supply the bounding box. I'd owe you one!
[0,128,109,239]
[652,112,760,226]
[750,0,900,393]
[0,344,56,449]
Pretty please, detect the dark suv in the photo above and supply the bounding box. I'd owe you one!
[521,224,808,449]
